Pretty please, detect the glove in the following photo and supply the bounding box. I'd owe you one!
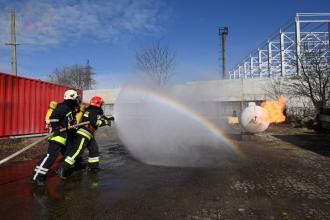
[105,118,111,126]
[53,129,60,136]
[108,115,115,121]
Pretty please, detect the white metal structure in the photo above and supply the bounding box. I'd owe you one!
[228,13,330,79]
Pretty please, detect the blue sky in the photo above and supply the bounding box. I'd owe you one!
[0,0,329,88]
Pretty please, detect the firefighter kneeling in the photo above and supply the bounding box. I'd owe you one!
[57,96,114,179]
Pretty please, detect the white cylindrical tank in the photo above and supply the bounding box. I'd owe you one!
[240,102,270,133]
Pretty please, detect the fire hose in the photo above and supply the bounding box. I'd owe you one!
[0,121,90,166]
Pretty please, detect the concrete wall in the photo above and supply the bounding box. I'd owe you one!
[84,79,269,103]
[83,89,120,115]
[83,78,311,116]
[83,88,121,104]
[182,78,269,102]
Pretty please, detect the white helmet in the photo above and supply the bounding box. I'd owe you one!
[64,89,78,100]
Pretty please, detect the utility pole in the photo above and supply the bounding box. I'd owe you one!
[328,22,330,64]
[295,14,301,75]
[219,27,228,79]
[6,11,19,76]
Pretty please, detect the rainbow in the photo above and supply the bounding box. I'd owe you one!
[119,86,244,158]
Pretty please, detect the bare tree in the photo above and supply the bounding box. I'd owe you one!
[262,47,329,122]
[263,77,287,100]
[49,60,96,90]
[287,47,330,113]
[136,41,176,87]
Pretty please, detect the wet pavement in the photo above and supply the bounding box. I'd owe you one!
[0,126,330,220]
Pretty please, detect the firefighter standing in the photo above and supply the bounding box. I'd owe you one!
[57,96,113,179]
[31,89,80,186]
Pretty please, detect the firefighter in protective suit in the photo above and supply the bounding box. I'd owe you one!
[31,90,80,186]
[57,96,114,179]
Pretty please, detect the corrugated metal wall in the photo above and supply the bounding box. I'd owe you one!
[0,72,82,138]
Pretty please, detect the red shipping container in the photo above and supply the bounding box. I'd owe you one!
[0,72,82,138]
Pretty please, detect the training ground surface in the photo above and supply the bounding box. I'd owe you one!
[0,125,329,220]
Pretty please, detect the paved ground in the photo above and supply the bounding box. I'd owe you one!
[0,125,329,220]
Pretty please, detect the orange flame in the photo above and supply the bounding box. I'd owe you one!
[261,96,286,123]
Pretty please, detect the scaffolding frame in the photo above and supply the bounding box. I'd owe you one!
[228,13,330,79]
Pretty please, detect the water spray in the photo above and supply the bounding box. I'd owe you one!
[113,84,241,167]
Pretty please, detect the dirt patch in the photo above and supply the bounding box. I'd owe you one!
[262,124,330,157]
[0,137,48,166]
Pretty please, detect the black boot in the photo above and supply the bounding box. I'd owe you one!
[56,161,73,180]
[31,175,46,186]
[88,162,100,174]
[73,156,87,171]
[55,167,67,180]
[88,167,100,174]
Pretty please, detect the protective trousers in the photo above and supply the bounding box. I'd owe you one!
[32,138,66,181]
[61,128,100,172]
[31,131,70,183]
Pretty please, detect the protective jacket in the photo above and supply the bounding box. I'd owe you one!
[81,105,110,133]
[48,100,78,146]
[50,100,77,131]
